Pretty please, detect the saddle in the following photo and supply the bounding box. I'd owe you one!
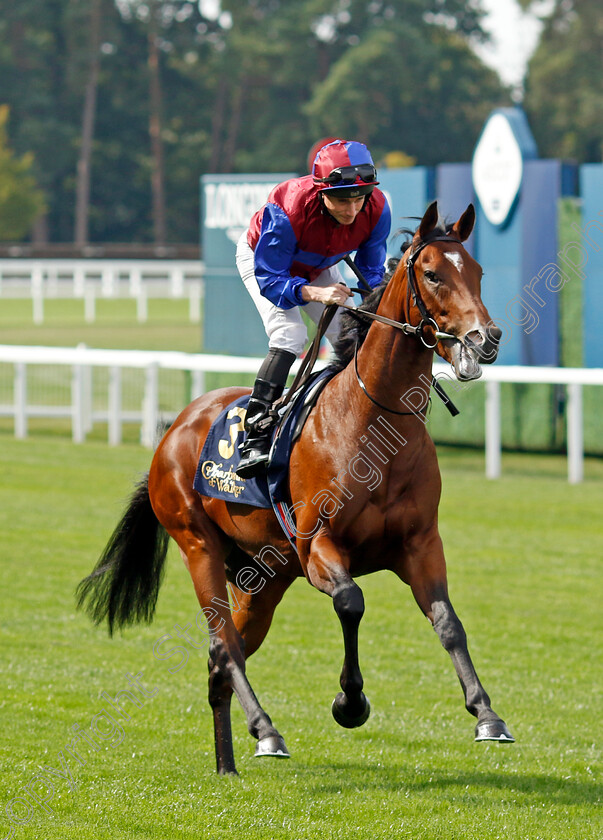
[193,367,335,513]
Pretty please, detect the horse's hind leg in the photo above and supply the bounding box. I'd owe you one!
[401,539,514,742]
[206,638,236,773]
[229,573,294,660]
[182,537,289,772]
[227,574,295,757]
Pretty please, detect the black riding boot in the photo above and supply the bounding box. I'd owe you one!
[236,348,296,479]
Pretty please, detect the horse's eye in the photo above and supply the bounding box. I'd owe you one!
[423,269,439,284]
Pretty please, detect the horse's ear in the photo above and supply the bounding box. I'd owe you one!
[452,204,475,242]
[418,201,438,240]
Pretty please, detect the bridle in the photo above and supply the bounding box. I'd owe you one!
[278,234,464,418]
[346,234,462,416]
[343,234,460,349]
[405,233,462,347]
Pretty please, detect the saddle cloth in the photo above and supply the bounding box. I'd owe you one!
[193,368,334,512]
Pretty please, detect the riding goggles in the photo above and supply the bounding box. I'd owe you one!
[316,163,378,186]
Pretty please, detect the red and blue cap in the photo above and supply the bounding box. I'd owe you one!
[312,139,379,198]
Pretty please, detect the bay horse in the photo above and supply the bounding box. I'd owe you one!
[77,201,514,775]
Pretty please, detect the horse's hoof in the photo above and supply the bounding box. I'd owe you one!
[254,734,290,758]
[331,691,371,729]
[475,719,515,742]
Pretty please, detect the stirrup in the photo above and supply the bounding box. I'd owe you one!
[236,438,271,478]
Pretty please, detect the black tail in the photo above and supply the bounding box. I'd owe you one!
[76,474,170,636]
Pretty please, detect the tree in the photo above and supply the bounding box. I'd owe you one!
[0,105,45,239]
[0,0,79,240]
[109,0,212,243]
[75,0,104,246]
[0,0,511,243]
[305,12,507,165]
[147,1,167,244]
[522,0,602,161]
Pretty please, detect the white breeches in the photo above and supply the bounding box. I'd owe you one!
[236,232,351,356]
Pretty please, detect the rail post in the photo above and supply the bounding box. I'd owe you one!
[485,379,501,479]
[567,382,583,484]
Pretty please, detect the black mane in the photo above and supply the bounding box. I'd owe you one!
[329,220,454,372]
[329,259,397,373]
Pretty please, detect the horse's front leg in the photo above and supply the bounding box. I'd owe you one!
[305,531,370,728]
[430,598,514,741]
[402,532,514,742]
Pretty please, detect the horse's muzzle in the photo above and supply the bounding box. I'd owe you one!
[464,325,501,364]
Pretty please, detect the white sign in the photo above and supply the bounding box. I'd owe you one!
[472,113,523,226]
[205,180,277,224]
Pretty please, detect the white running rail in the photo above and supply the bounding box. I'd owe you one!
[0,259,203,323]
[0,344,602,483]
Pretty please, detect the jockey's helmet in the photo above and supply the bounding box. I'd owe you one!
[312,140,379,198]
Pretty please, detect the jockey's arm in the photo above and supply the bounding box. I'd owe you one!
[253,205,309,309]
[254,211,352,309]
[301,283,353,306]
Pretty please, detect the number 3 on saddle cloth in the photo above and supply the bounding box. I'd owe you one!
[193,368,334,549]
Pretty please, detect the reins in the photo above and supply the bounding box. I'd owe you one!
[344,241,461,416]
[273,304,337,414]
[275,235,462,418]
[353,343,426,417]
[343,242,458,348]
[340,301,455,347]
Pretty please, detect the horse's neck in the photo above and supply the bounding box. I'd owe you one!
[352,274,433,415]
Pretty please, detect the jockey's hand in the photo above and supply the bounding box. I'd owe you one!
[301,282,353,306]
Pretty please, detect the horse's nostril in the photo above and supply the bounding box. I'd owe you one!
[464,327,500,364]
[466,330,485,347]
[467,326,501,348]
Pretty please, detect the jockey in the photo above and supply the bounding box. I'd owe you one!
[235,138,391,478]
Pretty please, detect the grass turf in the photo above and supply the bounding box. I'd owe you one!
[0,436,601,839]
[0,297,256,444]
[0,297,201,353]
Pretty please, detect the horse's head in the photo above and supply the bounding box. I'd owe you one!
[403,201,501,381]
